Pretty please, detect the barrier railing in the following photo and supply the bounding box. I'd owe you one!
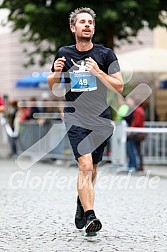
[0,118,10,157]
[142,121,167,165]
[18,121,74,160]
[1,120,167,166]
[111,121,167,167]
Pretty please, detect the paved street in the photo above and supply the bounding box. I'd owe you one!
[0,159,167,252]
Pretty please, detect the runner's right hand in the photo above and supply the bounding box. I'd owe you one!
[54,57,66,72]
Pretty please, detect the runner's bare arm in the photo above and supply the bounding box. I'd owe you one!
[97,71,123,93]
[85,57,123,93]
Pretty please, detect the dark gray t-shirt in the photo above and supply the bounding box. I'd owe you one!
[51,44,120,126]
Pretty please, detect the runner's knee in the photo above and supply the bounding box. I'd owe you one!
[79,161,93,176]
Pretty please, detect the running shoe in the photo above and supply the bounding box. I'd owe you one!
[75,196,86,229]
[85,214,102,233]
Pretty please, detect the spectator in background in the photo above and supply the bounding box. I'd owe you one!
[25,97,40,120]
[123,97,137,171]
[130,97,145,172]
[4,100,29,157]
[6,100,18,156]
[116,97,129,121]
[0,96,4,113]
[16,105,30,123]
[7,100,18,130]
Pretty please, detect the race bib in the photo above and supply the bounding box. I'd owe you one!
[70,71,97,92]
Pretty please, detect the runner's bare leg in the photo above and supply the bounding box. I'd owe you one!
[77,154,97,212]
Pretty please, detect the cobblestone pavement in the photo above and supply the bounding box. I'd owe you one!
[0,159,167,252]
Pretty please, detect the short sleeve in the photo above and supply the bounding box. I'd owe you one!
[106,49,120,74]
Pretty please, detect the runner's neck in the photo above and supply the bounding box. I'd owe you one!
[76,41,93,52]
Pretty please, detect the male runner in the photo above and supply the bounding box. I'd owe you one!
[48,7,123,234]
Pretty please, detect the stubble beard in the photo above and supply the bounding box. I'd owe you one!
[77,35,92,43]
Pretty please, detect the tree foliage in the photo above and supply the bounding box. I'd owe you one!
[1,0,167,66]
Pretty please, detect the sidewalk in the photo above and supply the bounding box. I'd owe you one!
[0,158,167,251]
[144,165,167,179]
[102,161,167,179]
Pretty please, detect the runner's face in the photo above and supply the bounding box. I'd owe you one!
[71,13,95,40]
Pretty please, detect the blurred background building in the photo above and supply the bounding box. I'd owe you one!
[0,9,52,100]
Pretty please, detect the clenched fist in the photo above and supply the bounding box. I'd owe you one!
[54,56,66,72]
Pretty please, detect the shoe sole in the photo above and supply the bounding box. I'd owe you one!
[85,232,97,237]
[85,219,102,233]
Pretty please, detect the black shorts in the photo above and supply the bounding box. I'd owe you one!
[67,125,112,164]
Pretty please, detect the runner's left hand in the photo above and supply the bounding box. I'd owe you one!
[85,57,101,76]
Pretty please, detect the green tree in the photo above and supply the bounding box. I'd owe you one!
[1,0,167,66]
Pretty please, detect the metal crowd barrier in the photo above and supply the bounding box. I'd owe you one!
[1,119,167,166]
[112,121,167,167]
[18,120,74,161]
[0,118,10,157]
[17,120,113,163]
[142,121,167,165]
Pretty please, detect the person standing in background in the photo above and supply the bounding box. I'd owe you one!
[0,96,4,113]
[25,97,40,120]
[6,100,18,157]
[122,97,137,171]
[130,98,145,172]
